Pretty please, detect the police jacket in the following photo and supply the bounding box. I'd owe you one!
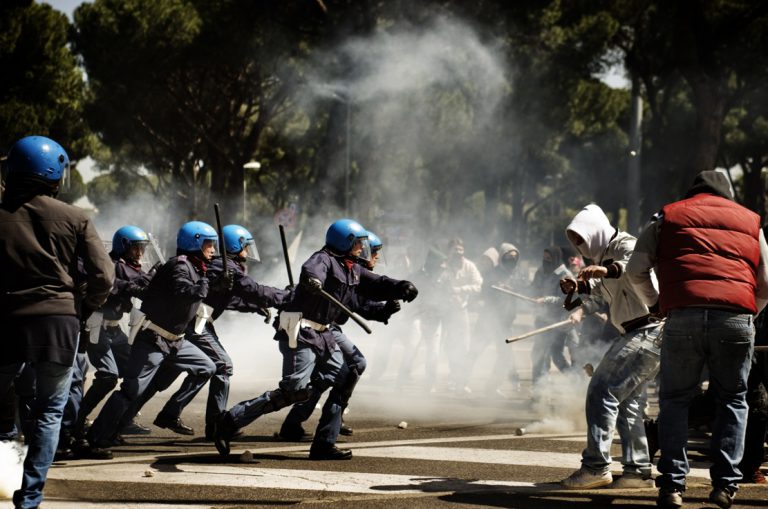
[204,256,291,320]
[0,194,114,318]
[140,255,208,335]
[101,255,151,320]
[279,248,405,353]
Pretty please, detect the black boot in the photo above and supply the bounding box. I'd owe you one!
[309,442,352,460]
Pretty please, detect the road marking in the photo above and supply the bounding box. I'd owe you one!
[351,445,711,480]
[51,463,538,494]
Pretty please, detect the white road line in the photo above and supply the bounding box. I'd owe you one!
[49,463,537,494]
[351,446,711,480]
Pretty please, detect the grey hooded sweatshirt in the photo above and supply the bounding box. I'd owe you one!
[566,204,656,334]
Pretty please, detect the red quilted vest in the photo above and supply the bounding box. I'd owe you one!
[657,193,760,314]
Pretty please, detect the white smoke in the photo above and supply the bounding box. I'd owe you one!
[0,441,25,500]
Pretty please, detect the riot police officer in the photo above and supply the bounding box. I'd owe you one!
[75,226,155,439]
[214,219,417,460]
[87,221,222,447]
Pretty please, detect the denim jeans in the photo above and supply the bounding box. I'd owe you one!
[581,324,662,476]
[656,308,754,492]
[0,360,73,509]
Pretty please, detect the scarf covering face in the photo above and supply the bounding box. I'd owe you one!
[565,204,616,262]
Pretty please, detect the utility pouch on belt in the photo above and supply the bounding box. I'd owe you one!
[86,310,104,344]
[194,303,214,334]
[128,307,146,345]
[279,311,302,349]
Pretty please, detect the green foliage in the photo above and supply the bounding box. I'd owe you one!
[0,1,90,157]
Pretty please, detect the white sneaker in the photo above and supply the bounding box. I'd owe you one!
[561,468,613,489]
[610,473,654,489]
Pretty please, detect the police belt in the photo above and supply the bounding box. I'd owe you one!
[300,318,329,332]
[144,321,185,341]
[103,319,121,327]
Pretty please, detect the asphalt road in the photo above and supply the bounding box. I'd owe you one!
[3,374,765,509]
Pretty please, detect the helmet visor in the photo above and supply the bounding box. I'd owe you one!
[353,237,372,262]
[243,239,260,262]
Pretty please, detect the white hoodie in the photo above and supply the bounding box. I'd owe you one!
[566,204,657,334]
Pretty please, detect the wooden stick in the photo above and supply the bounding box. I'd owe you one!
[505,319,572,344]
[491,285,539,303]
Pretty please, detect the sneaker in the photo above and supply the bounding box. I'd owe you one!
[122,419,151,435]
[153,415,194,436]
[743,468,767,484]
[657,488,683,508]
[308,443,352,460]
[709,486,736,509]
[611,473,654,489]
[561,468,613,489]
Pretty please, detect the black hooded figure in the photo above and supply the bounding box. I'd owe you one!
[529,246,577,384]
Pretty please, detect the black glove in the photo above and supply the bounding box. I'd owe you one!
[126,275,151,297]
[397,280,418,302]
[256,306,272,324]
[300,275,323,295]
[210,271,235,293]
[384,300,401,316]
[147,261,163,276]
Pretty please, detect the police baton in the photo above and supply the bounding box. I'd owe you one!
[278,224,294,287]
[214,203,230,276]
[316,286,373,335]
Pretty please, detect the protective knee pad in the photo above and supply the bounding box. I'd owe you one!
[92,375,118,392]
[264,387,312,413]
[339,368,361,407]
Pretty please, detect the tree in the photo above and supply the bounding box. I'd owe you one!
[0,0,91,166]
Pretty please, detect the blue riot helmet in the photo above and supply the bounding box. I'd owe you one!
[325,218,371,260]
[176,221,218,258]
[364,231,383,269]
[367,232,382,253]
[222,224,260,262]
[5,136,70,194]
[112,225,150,264]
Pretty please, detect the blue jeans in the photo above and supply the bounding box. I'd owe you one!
[60,353,88,433]
[581,324,662,476]
[656,308,754,492]
[0,360,73,509]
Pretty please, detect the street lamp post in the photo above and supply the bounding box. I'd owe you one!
[242,160,261,223]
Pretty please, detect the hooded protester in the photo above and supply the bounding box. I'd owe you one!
[467,243,523,394]
[627,171,768,509]
[530,246,576,384]
[559,203,665,491]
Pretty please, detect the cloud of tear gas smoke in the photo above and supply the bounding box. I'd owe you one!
[0,441,26,499]
[297,15,511,240]
[83,14,602,433]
